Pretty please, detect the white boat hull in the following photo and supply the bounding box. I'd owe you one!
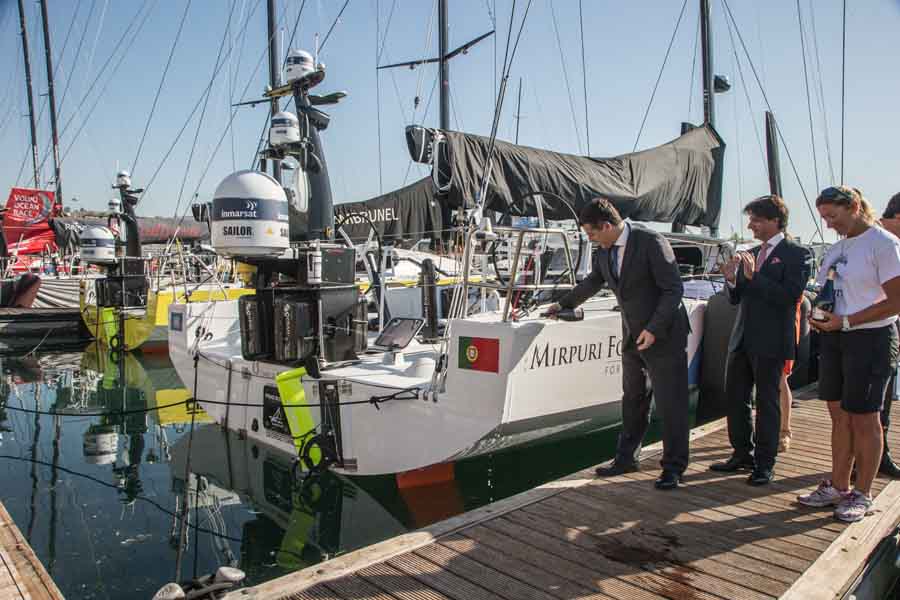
[169,294,707,476]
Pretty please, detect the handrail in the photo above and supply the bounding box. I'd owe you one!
[464,226,578,323]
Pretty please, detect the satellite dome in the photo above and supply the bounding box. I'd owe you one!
[210,170,290,256]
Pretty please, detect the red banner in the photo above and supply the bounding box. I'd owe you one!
[3,188,60,265]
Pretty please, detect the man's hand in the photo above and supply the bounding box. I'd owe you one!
[739,251,756,280]
[809,309,842,332]
[636,329,656,351]
[543,302,562,320]
[722,256,740,283]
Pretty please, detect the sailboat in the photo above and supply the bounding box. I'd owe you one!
[168,4,732,474]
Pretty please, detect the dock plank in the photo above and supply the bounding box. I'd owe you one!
[0,502,63,600]
[230,389,900,600]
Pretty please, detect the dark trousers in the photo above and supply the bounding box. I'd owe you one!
[725,348,784,470]
[616,337,690,474]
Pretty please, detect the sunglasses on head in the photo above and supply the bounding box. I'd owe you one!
[819,186,857,203]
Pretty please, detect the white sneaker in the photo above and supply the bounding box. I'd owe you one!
[833,490,873,523]
[797,480,847,507]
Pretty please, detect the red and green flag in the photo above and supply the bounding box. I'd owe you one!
[458,336,500,372]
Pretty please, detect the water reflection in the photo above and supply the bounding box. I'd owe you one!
[0,348,661,599]
[0,348,419,598]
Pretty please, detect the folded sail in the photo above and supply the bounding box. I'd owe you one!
[418,124,724,227]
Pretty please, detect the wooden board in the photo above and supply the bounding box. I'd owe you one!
[229,387,900,600]
[0,502,64,600]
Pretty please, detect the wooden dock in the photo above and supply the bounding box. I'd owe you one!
[229,388,900,600]
[0,502,64,600]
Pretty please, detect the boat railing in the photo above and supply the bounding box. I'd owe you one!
[462,225,579,323]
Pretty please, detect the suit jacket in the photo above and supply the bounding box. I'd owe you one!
[559,224,688,345]
[727,237,811,360]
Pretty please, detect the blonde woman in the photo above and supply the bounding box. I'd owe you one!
[800,187,900,522]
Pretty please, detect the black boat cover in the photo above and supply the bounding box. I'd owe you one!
[334,176,444,243]
[438,125,724,227]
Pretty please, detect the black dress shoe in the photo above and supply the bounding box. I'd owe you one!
[879,454,900,478]
[747,468,774,486]
[654,471,682,490]
[595,461,640,477]
[709,454,755,472]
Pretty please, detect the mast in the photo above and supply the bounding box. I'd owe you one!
[765,111,783,197]
[16,0,40,188]
[438,0,450,130]
[699,0,723,238]
[38,0,62,205]
[266,0,282,183]
[699,0,715,127]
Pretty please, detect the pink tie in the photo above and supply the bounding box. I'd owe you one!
[755,244,768,272]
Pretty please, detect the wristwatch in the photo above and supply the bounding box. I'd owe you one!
[841,316,851,331]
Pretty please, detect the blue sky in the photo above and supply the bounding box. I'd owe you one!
[1,0,899,243]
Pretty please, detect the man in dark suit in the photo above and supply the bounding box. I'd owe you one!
[710,195,811,485]
[546,197,690,490]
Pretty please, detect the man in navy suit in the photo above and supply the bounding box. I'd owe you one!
[546,197,690,490]
[711,195,811,484]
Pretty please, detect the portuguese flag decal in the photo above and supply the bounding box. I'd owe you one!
[458,336,500,372]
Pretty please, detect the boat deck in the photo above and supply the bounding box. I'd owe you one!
[230,386,900,600]
[0,501,65,600]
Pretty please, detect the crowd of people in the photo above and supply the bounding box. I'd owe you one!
[547,186,900,524]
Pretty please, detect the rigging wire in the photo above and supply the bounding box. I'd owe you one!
[840,0,846,184]
[720,0,823,243]
[548,0,583,154]
[55,0,97,117]
[59,0,159,166]
[140,0,264,201]
[795,0,819,193]
[171,0,240,226]
[578,0,590,155]
[687,10,700,122]
[807,0,835,184]
[131,0,192,177]
[721,3,766,171]
[633,0,688,152]
[319,0,350,52]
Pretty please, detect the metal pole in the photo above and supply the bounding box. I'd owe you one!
[267,0,282,183]
[16,0,40,188]
[699,0,715,127]
[438,0,450,130]
[38,0,62,204]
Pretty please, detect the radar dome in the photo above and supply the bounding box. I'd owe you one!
[211,170,289,256]
[80,226,117,264]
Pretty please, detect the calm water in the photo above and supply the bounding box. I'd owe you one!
[0,348,676,599]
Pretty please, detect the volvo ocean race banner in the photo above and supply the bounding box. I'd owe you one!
[3,188,60,258]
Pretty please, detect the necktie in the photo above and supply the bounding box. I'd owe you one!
[755,243,768,272]
[608,245,620,281]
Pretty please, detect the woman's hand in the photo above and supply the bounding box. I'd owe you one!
[809,309,841,332]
